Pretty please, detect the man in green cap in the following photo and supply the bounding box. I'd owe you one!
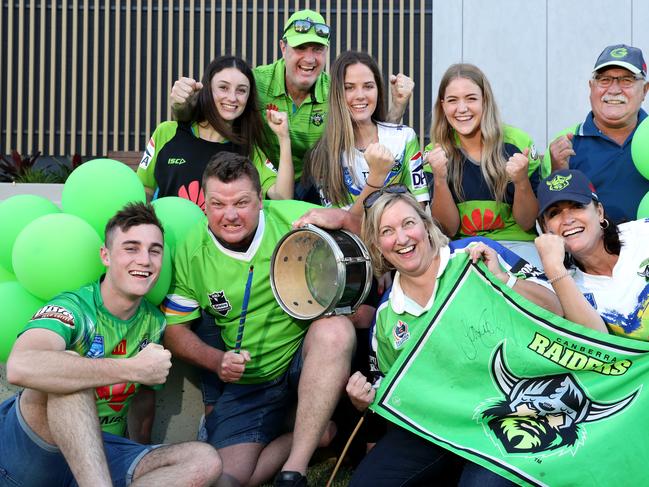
[170,9,414,200]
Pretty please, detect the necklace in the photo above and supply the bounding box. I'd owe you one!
[355,137,378,153]
[355,124,379,153]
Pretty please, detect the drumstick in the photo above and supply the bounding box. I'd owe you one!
[326,412,366,487]
[235,265,254,354]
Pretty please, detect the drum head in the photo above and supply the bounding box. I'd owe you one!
[271,228,344,320]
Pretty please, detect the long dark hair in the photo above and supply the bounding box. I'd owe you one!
[192,55,268,157]
[566,214,622,270]
[542,201,623,270]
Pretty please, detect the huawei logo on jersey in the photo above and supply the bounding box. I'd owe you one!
[178,180,205,211]
[111,339,127,355]
[96,382,137,412]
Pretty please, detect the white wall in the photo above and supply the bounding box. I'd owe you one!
[431,0,649,151]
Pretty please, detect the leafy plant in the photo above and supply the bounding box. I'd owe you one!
[0,151,83,183]
[51,154,83,182]
[0,150,42,182]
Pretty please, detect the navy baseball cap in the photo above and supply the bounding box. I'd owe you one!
[537,170,599,217]
[593,44,647,78]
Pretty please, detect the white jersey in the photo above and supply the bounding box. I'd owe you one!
[572,219,649,341]
[319,122,429,208]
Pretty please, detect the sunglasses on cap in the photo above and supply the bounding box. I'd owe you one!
[363,184,410,210]
[283,19,330,39]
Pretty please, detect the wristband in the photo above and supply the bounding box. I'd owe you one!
[365,181,383,190]
[505,273,517,288]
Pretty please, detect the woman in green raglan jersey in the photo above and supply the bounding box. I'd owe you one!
[137,55,294,209]
[304,51,430,216]
[343,186,561,486]
[424,63,543,268]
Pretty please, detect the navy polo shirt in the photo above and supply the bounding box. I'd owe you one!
[567,109,648,223]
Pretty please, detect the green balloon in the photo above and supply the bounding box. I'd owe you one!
[0,281,45,363]
[152,197,206,252]
[632,118,649,180]
[637,191,649,219]
[62,158,146,236]
[0,265,16,283]
[145,243,172,305]
[0,195,60,274]
[13,213,105,301]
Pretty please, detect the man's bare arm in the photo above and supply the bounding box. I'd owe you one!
[7,328,171,393]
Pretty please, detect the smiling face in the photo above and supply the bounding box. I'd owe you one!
[441,77,484,140]
[281,41,327,94]
[377,199,434,277]
[204,175,263,247]
[101,224,164,300]
[541,200,605,258]
[344,62,378,126]
[210,67,251,122]
[589,67,648,131]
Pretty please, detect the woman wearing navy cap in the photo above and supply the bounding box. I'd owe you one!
[535,169,648,339]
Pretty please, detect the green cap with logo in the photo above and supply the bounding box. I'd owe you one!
[282,10,330,47]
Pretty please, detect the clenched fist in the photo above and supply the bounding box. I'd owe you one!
[266,105,289,140]
[130,343,172,386]
[364,143,395,183]
[549,133,575,171]
[425,143,449,180]
[346,371,376,411]
[389,73,415,109]
[217,350,251,382]
[170,77,203,110]
[505,148,530,185]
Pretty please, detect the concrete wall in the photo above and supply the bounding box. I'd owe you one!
[431,0,649,150]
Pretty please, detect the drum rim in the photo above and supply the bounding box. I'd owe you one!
[333,228,373,317]
[270,224,371,320]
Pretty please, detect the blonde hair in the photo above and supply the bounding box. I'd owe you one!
[430,63,508,202]
[305,51,387,207]
[361,191,449,277]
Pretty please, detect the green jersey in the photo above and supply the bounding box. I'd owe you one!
[424,125,540,241]
[370,239,548,375]
[254,59,330,180]
[163,200,319,383]
[23,279,166,436]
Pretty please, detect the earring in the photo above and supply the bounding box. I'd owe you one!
[600,219,609,229]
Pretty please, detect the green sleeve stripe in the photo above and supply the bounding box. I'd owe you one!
[137,121,180,190]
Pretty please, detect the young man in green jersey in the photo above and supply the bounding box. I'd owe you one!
[2,203,222,487]
[169,9,414,197]
[162,152,356,487]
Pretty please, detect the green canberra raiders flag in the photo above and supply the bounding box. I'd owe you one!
[371,255,649,486]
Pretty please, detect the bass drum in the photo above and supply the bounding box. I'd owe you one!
[270,224,373,320]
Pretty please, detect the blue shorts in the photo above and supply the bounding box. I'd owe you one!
[0,394,156,487]
[204,343,303,449]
